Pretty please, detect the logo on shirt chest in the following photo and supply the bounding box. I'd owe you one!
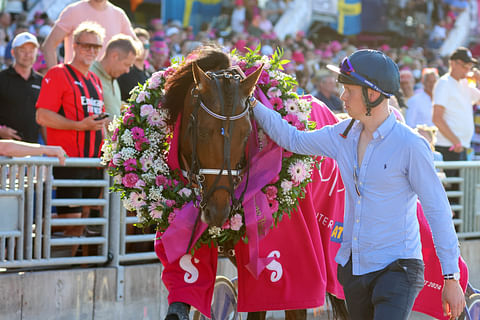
[330,221,343,243]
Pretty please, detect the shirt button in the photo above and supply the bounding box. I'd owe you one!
[354,237,357,241]
[356,219,359,223]
[357,200,361,204]
[359,182,363,185]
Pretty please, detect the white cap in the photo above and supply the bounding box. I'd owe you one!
[12,32,39,48]
[165,27,179,37]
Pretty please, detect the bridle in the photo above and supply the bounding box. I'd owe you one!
[183,68,255,215]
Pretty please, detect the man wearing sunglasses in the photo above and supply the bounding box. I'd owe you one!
[251,49,465,319]
[432,47,480,164]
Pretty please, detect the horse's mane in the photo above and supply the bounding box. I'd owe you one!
[163,45,231,125]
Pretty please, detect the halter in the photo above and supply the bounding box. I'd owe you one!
[184,68,255,210]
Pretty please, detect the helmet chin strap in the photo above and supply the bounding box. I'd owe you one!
[362,87,385,116]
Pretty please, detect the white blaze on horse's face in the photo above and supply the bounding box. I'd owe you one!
[186,62,263,227]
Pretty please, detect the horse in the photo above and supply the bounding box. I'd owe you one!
[157,46,337,320]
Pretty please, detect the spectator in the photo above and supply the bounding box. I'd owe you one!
[42,0,136,70]
[432,47,480,162]
[117,27,151,102]
[91,34,137,117]
[400,69,415,101]
[0,32,43,143]
[406,67,438,128]
[311,71,343,113]
[35,21,109,246]
[3,23,29,67]
[0,139,66,165]
[231,0,246,34]
[263,0,286,25]
[150,40,170,71]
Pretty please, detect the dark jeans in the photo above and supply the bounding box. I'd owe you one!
[337,257,424,320]
[436,145,466,178]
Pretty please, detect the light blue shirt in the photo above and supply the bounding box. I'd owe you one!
[254,102,460,275]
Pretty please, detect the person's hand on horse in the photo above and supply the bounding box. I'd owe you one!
[442,279,466,319]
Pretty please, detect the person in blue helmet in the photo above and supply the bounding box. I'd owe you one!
[251,49,465,319]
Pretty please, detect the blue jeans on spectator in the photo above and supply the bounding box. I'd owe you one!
[337,256,424,320]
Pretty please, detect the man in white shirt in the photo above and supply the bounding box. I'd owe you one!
[432,47,480,161]
[406,68,438,128]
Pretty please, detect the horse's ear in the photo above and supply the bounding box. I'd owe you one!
[240,64,263,96]
[192,62,210,91]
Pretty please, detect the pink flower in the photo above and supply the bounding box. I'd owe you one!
[112,128,119,141]
[123,158,137,171]
[112,153,122,165]
[155,175,168,186]
[140,156,153,171]
[165,199,176,207]
[257,70,270,85]
[147,111,165,127]
[268,199,279,213]
[151,210,162,219]
[269,175,279,184]
[178,187,192,197]
[288,160,309,184]
[230,214,243,231]
[136,90,150,103]
[222,220,231,229]
[270,79,279,87]
[123,113,135,126]
[269,97,283,110]
[265,185,277,201]
[134,137,149,151]
[168,210,176,223]
[134,179,146,188]
[129,191,146,208]
[284,114,304,130]
[122,173,139,188]
[131,127,145,140]
[281,180,293,192]
[267,87,281,98]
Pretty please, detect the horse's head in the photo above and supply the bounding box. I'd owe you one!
[180,62,263,227]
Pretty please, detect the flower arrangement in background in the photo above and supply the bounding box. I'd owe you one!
[101,45,318,249]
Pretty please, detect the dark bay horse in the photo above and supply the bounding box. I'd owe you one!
[160,46,348,320]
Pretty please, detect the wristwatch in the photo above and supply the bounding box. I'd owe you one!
[443,272,460,281]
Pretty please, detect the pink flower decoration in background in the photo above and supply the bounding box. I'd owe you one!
[168,210,177,224]
[111,128,119,141]
[269,175,279,184]
[270,79,279,87]
[267,86,281,98]
[165,199,176,207]
[134,137,149,151]
[288,160,309,184]
[257,70,270,85]
[148,111,165,127]
[131,127,145,140]
[284,113,304,130]
[122,173,139,188]
[123,158,137,171]
[140,104,154,117]
[123,113,134,125]
[135,179,146,188]
[283,149,293,158]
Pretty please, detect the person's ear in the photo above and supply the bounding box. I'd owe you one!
[368,88,381,102]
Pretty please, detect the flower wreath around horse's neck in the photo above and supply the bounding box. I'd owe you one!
[102,46,319,249]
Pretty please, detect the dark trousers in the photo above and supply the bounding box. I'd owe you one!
[436,145,466,178]
[337,257,424,320]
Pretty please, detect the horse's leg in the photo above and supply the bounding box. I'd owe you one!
[328,293,350,320]
[284,309,307,320]
[246,311,266,320]
[165,302,190,320]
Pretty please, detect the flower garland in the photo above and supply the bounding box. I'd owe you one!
[101,45,318,248]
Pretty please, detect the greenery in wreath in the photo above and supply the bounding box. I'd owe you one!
[101,45,318,249]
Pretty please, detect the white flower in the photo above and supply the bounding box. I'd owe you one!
[280,180,293,193]
[147,186,164,201]
[121,129,134,146]
[129,191,146,209]
[136,91,150,103]
[179,187,192,198]
[148,76,162,89]
[120,147,137,160]
[285,101,299,115]
[208,226,222,237]
[123,197,135,211]
[113,174,122,185]
[140,104,154,117]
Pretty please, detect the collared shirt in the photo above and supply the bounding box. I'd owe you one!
[0,66,42,142]
[254,102,460,275]
[91,61,122,117]
[406,88,434,128]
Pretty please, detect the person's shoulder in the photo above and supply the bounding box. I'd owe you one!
[61,0,89,13]
[106,1,128,14]
[396,122,430,149]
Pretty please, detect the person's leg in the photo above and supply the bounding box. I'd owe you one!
[372,259,424,320]
[337,258,374,320]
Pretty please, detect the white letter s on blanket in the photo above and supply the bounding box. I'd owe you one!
[179,254,199,283]
[266,250,283,282]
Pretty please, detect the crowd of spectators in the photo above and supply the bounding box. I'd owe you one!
[0,0,478,155]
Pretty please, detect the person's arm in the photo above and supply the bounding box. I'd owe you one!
[42,25,68,70]
[0,140,67,165]
[432,104,463,152]
[36,108,108,131]
[0,125,21,140]
[407,137,464,318]
[253,101,338,159]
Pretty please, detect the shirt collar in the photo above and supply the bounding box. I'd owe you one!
[92,60,112,80]
[350,112,397,140]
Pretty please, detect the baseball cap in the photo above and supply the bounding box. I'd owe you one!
[12,32,39,48]
[450,47,478,64]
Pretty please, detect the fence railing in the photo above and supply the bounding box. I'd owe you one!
[0,157,479,272]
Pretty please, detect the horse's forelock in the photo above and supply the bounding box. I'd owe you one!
[163,49,231,125]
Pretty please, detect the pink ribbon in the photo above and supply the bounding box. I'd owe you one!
[161,202,208,264]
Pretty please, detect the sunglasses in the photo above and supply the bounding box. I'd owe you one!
[340,57,393,97]
[76,41,103,51]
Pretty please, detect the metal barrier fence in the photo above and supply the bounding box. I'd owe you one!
[0,157,479,273]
